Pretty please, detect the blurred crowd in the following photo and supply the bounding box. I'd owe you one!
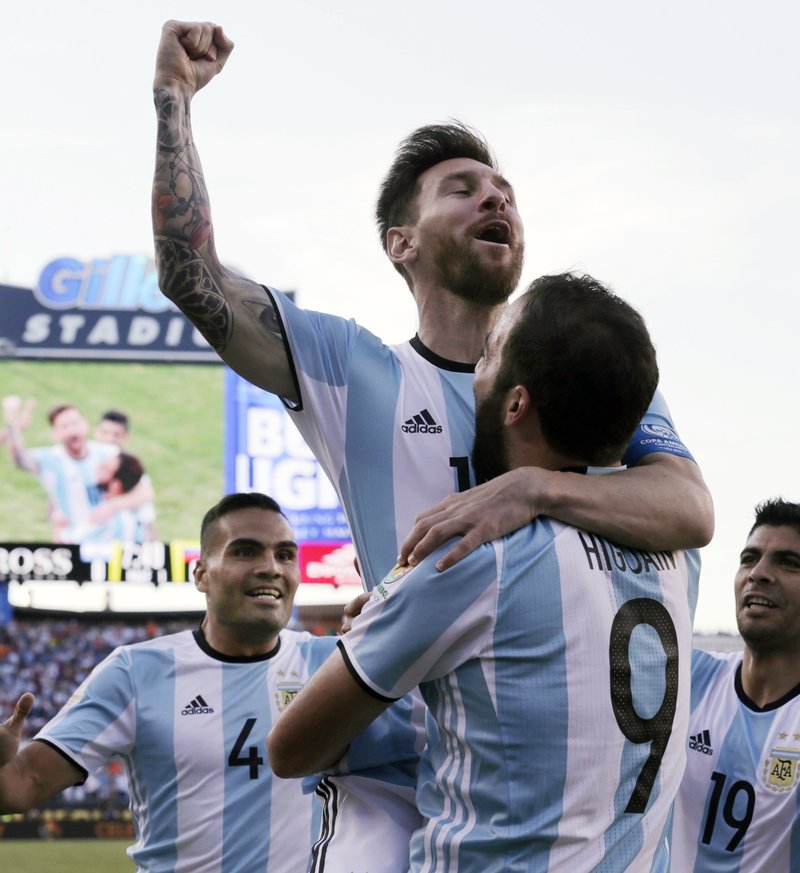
[0,617,195,810]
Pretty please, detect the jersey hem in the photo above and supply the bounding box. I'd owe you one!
[34,738,89,784]
[262,285,304,412]
[337,640,399,703]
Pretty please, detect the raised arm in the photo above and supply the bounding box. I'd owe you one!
[0,694,84,814]
[2,395,38,474]
[152,20,297,400]
[400,453,714,571]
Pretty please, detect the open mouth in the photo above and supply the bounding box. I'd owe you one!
[475,221,511,246]
[742,594,777,613]
[248,588,281,601]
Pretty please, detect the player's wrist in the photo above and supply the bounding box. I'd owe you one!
[153,79,195,106]
[522,466,563,520]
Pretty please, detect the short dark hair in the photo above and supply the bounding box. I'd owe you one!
[496,273,659,465]
[48,404,78,425]
[101,410,130,430]
[200,493,286,553]
[115,453,144,493]
[376,121,496,275]
[750,498,800,539]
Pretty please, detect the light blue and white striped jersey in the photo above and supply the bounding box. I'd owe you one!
[669,650,800,872]
[268,288,696,592]
[31,441,118,532]
[37,627,337,873]
[341,519,701,873]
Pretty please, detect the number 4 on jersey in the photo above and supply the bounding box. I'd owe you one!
[228,718,265,779]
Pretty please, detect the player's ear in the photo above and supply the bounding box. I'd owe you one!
[504,385,530,427]
[194,558,209,593]
[387,226,417,266]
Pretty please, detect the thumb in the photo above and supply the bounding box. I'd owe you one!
[7,693,34,734]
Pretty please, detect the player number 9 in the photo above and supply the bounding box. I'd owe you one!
[609,598,679,814]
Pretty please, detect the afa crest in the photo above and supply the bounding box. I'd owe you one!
[276,682,304,712]
[762,745,800,793]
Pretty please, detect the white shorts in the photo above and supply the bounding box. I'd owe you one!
[311,774,422,873]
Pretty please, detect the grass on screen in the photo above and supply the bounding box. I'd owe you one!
[1,839,132,873]
[0,359,223,542]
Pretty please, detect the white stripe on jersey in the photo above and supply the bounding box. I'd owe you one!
[173,649,225,869]
[390,341,466,557]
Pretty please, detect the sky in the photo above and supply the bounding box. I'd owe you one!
[3,0,798,632]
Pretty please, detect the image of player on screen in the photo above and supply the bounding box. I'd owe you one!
[2,396,155,546]
[93,410,158,541]
[62,452,147,554]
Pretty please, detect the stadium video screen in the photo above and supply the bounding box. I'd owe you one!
[0,265,356,600]
[0,359,224,545]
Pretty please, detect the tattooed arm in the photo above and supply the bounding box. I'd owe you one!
[152,20,297,401]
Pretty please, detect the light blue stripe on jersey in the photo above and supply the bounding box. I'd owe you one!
[689,649,731,707]
[128,646,180,869]
[340,330,404,588]
[495,520,568,868]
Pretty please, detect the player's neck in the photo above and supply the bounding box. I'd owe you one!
[202,619,280,658]
[741,646,800,708]
[415,287,504,364]
[64,442,88,460]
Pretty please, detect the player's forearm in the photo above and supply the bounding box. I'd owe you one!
[535,455,714,551]
[5,424,35,473]
[0,752,74,814]
[112,478,154,511]
[151,87,297,398]
[269,653,389,778]
[152,85,232,354]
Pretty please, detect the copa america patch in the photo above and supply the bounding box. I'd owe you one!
[641,423,679,440]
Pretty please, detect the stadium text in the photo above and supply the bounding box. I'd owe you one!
[22,312,207,348]
[36,255,168,312]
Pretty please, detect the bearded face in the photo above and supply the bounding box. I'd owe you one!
[427,224,523,307]
[472,383,512,485]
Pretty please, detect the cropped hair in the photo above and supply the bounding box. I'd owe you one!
[101,410,130,430]
[750,498,800,539]
[115,453,144,493]
[200,492,286,552]
[497,273,659,465]
[376,121,496,271]
[47,404,78,425]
